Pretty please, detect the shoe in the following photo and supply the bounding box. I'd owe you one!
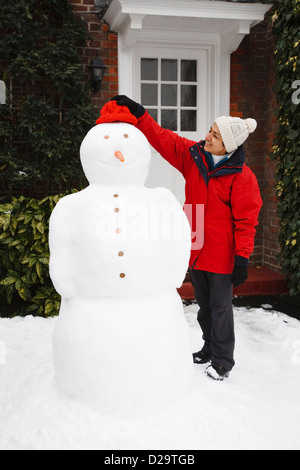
[193,350,211,364]
[205,362,230,381]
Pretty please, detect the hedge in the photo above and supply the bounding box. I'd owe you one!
[0,195,65,317]
[271,0,300,296]
[0,0,95,201]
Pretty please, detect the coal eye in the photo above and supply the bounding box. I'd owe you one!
[104,135,110,139]
[124,134,129,138]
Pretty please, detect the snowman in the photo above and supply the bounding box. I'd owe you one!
[49,100,194,417]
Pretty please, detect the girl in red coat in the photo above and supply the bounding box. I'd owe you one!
[110,96,262,381]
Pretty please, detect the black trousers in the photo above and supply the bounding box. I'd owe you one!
[189,269,235,371]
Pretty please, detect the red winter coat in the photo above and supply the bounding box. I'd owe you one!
[137,111,262,274]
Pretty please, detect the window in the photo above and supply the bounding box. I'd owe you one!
[140,58,197,132]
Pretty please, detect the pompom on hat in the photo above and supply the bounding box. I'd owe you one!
[214,116,257,153]
[96,100,138,126]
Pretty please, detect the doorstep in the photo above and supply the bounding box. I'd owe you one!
[178,266,288,300]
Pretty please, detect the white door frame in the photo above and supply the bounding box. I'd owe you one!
[134,45,210,140]
[118,28,223,126]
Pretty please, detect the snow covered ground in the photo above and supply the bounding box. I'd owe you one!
[0,302,300,450]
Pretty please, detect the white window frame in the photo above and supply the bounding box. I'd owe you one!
[135,47,210,141]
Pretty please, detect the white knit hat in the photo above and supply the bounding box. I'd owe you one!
[214,116,257,153]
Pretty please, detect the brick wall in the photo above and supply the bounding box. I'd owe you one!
[70,0,118,114]
[263,19,281,271]
[230,17,281,271]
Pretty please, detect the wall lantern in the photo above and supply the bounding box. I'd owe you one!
[90,56,107,93]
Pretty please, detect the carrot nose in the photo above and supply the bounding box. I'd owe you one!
[115,151,124,163]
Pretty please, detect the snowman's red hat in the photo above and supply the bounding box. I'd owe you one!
[96,100,138,126]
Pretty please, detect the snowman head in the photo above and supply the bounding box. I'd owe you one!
[80,101,151,186]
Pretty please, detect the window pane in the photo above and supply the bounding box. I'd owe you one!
[181,85,197,107]
[181,60,197,82]
[141,58,158,80]
[161,84,177,106]
[161,109,177,131]
[181,110,196,131]
[146,108,158,121]
[161,59,177,81]
[141,84,158,105]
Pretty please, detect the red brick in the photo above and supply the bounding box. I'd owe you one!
[107,74,118,84]
[108,33,118,41]
[89,23,102,32]
[108,66,118,75]
[102,40,117,49]
[109,83,119,92]
[72,5,88,12]
[108,49,118,57]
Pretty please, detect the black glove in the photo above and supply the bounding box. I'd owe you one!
[231,255,248,287]
[110,95,145,118]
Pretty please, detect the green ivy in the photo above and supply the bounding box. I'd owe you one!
[0,0,96,201]
[0,194,67,317]
[271,0,300,295]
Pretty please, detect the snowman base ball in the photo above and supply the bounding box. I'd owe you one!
[49,101,194,417]
[52,292,194,417]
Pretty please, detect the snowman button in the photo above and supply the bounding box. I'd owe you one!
[120,273,126,278]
